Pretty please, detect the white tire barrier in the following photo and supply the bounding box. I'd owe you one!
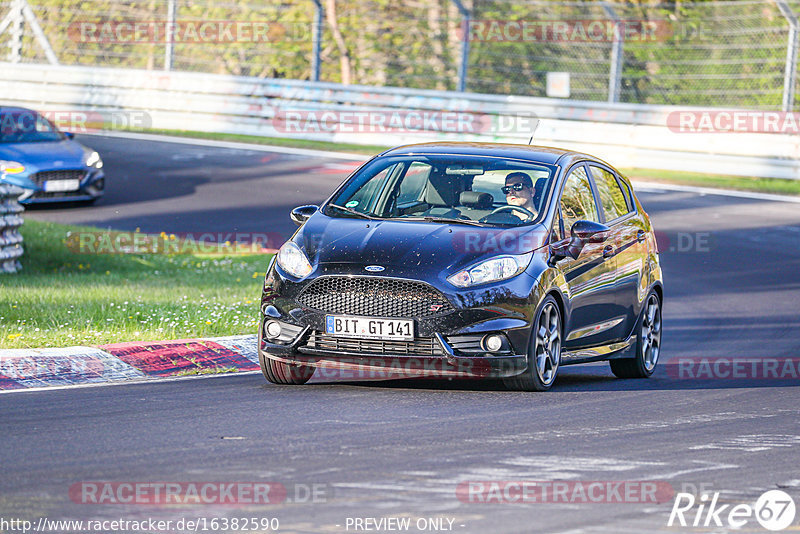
[0,184,25,274]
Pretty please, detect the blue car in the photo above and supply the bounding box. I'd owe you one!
[0,106,105,204]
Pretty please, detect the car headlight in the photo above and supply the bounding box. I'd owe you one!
[0,161,25,174]
[447,252,533,288]
[86,151,103,168]
[276,241,313,278]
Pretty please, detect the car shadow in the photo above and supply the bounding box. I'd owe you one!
[307,362,799,392]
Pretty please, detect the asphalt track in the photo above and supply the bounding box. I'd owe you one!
[4,134,800,533]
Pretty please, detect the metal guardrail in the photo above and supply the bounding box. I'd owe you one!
[0,63,798,180]
[1,0,799,111]
[0,184,24,274]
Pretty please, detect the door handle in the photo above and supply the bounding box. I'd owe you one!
[603,245,614,258]
[637,230,646,242]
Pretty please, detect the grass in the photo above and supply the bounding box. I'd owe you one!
[174,366,239,376]
[122,128,800,197]
[0,220,271,349]
[620,167,800,196]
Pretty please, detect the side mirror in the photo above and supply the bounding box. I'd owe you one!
[570,220,610,243]
[63,132,75,140]
[549,220,610,263]
[290,205,318,226]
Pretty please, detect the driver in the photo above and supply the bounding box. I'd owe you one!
[502,172,536,219]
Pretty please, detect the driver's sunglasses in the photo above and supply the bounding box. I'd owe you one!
[502,183,529,195]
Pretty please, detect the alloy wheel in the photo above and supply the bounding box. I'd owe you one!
[641,294,662,372]
[535,302,561,386]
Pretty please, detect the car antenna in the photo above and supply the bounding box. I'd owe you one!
[527,117,540,145]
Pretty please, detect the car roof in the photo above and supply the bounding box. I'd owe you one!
[379,142,598,166]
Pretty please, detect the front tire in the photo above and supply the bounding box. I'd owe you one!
[610,291,662,378]
[259,350,315,385]
[504,295,562,392]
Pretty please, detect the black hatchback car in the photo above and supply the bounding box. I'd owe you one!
[259,143,663,391]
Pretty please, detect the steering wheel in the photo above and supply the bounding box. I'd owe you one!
[480,205,536,222]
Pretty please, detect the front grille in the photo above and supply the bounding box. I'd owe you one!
[297,276,454,318]
[301,330,446,357]
[30,170,86,187]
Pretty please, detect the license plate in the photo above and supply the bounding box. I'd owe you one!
[325,315,414,341]
[43,179,80,192]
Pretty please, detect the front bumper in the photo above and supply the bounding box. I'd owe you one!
[260,329,528,379]
[13,168,105,204]
[258,263,542,380]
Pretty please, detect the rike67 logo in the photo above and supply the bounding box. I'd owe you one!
[668,490,796,531]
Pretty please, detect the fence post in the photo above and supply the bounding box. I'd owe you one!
[775,0,798,111]
[602,2,623,103]
[311,0,323,82]
[0,184,25,274]
[164,0,176,71]
[7,0,23,63]
[451,0,470,92]
[20,0,59,64]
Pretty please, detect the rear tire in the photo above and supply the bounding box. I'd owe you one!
[504,295,562,392]
[610,291,662,379]
[259,350,315,385]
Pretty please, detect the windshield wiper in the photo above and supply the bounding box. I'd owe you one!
[399,216,487,227]
[326,204,377,220]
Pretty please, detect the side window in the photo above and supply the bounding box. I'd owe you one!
[396,162,431,205]
[590,165,631,222]
[560,165,599,231]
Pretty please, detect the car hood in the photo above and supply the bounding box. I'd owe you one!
[297,213,548,273]
[0,140,88,167]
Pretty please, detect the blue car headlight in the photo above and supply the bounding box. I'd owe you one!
[85,151,103,169]
[447,252,533,288]
[0,161,26,174]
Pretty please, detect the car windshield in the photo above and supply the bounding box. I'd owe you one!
[0,110,64,144]
[327,155,557,227]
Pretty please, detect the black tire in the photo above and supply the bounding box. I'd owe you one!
[504,295,562,392]
[259,349,315,385]
[610,291,662,379]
